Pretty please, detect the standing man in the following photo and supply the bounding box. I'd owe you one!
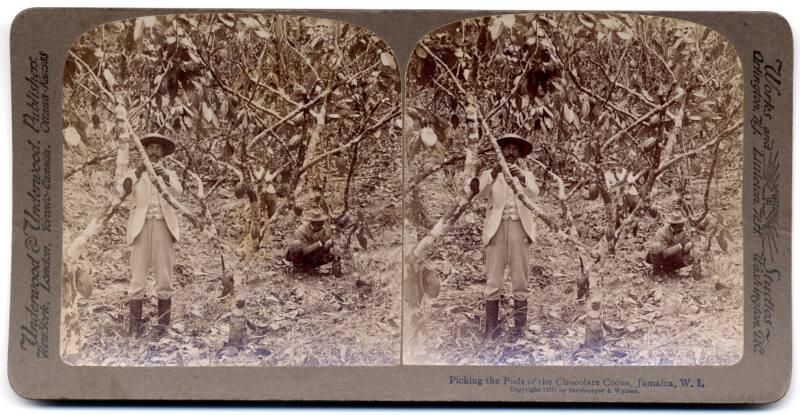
[468,134,539,340]
[122,133,183,337]
[286,208,342,277]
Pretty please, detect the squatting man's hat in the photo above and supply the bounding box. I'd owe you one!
[666,210,688,225]
[303,208,329,223]
[140,133,176,157]
[496,133,533,158]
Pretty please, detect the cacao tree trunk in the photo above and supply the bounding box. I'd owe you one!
[294,102,327,211]
[227,262,248,348]
[403,116,480,360]
[583,100,688,348]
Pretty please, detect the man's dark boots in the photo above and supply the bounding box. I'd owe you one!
[129,299,143,338]
[691,258,704,281]
[485,300,500,340]
[156,298,171,336]
[511,299,528,341]
[331,259,343,278]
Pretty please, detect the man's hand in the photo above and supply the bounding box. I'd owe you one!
[323,239,334,250]
[509,165,525,182]
[153,164,166,177]
[153,164,170,183]
[683,241,694,253]
[135,164,147,178]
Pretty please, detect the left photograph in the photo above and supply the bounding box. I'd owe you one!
[60,13,402,366]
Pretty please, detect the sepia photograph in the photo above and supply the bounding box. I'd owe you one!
[5,5,794,404]
[60,13,402,366]
[403,13,744,365]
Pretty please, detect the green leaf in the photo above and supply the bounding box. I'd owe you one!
[421,267,440,298]
[240,17,262,30]
[380,52,396,68]
[362,223,374,240]
[356,231,368,249]
[716,231,729,253]
[102,69,117,89]
[142,16,157,28]
[500,15,515,29]
[218,13,235,28]
[201,102,216,123]
[63,127,83,147]
[599,17,622,32]
[616,30,633,40]
[420,127,438,147]
[489,17,504,41]
[577,14,595,29]
[581,98,591,119]
[133,18,146,41]
[75,268,93,299]
[563,103,577,126]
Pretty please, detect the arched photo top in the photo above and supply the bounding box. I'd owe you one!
[406,12,742,144]
[60,13,402,368]
[403,13,744,367]
[63,13,400,143]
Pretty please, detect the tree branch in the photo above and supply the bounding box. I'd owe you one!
[64,147,117,180]
[298,106,400,174]
[696,136,721,223]
[636,30,677,84]
[67,51,114,101]
[204,59,283,120]
[234,61,301,107]
[333,142,359,221]
[403,148,492,196]
[245,61,379,152]
[656,120,742,176]
[485,53,538,120]
[129,48,178,119]
[280,18,321,82]
[600,88,686,152]
[424,43,592,254]
[586,57,657,109]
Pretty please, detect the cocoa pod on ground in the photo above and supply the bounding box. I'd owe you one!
[421,267,440,299]
[587,183,600,200]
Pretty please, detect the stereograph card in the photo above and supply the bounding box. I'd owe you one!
[7,9,792,403]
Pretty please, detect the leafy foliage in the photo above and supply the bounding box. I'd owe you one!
[407,12,742,251]
[404,13,744,361]
[61,13,402,365]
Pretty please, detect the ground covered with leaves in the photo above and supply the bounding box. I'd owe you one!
[62,150,401,367]
[405,169,743,366]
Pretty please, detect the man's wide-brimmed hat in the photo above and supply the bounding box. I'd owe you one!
[496,133,533,158]
[666,210,688,225]
[303,208,329,223]
[140,133,176,156]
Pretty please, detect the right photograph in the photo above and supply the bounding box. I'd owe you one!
[403,13,743,365]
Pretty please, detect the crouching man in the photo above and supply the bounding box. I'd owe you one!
[286,209,342,277]
[646,210,702,281]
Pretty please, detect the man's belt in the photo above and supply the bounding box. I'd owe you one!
[146,213,165,220]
